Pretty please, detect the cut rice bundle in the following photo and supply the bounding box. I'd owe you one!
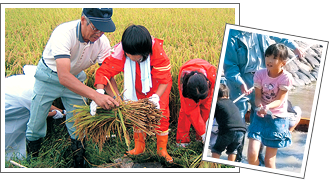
[67,98,163,152]
[66,76,163,152]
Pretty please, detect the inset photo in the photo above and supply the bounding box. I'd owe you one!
[202,24,328,178]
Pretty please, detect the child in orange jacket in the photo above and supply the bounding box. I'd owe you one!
[93,24,173,162]
[176,59,217,146]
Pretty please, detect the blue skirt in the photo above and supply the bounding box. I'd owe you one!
[247,112,292,148]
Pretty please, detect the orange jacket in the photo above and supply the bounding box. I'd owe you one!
[95,38,172,99]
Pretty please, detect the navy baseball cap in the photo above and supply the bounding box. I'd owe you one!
[82,8,116,32]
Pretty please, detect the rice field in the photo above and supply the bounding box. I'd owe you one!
[5,8,235,168]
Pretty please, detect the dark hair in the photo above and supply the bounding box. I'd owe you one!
[218,83,229,99]
[182,71,210,103]
[265,43,288,61]
[122,24,152,62]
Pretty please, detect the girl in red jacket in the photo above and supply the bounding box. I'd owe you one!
[176,59,217,147]
[93,25,173,162]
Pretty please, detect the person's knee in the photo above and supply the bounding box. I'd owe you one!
[247,139,260,159]
[248,148,259,160]
[247,146,259,162]
[264,156,276,168]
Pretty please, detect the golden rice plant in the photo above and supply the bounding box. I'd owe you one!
[6,8,234,123]
[189,153,222,168]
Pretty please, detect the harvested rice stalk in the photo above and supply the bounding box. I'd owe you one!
[189,153,222,168]
[66,76,164,152]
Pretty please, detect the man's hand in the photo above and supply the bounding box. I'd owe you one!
[240,84,253,95]
[90,89,119,116]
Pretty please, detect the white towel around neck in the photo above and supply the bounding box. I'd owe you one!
[123,55,152,101]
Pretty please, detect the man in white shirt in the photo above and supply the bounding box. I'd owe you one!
[25,8,119,167]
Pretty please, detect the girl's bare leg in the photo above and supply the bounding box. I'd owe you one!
[265,147,278,169]
[248,138,261,166]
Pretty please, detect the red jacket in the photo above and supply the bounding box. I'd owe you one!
[95,38,172,99]
[178,59,217,136]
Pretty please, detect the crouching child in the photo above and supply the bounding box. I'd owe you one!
[211,84,247,161]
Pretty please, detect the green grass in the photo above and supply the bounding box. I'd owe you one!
[5,8,235,168]
[6,117,227,168]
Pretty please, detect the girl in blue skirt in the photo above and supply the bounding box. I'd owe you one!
[247,44,294,169]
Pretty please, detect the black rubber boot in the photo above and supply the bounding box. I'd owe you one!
[26,138,42,163]
[71,138,86,168]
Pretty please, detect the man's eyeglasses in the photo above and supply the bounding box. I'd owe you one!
[84,15,103,34]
